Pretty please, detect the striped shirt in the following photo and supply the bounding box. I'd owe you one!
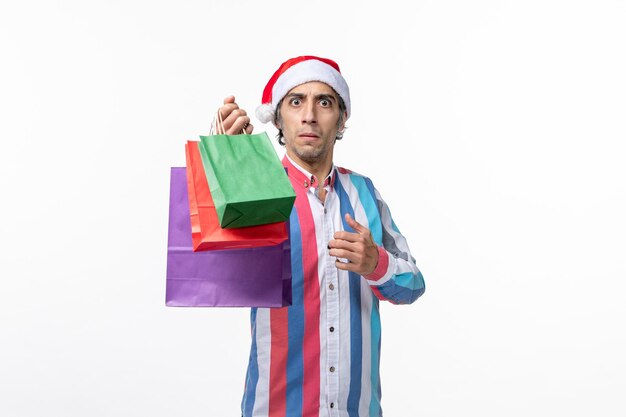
[241,156,425,417]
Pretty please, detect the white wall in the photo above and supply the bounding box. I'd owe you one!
[1,1,624,416]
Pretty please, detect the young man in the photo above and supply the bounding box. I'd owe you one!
[218,56,425,417]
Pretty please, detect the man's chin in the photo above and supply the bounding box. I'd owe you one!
[298,154,322,163]
[294,149,325,164]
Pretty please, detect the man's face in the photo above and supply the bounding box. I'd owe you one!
[277,81,346,166]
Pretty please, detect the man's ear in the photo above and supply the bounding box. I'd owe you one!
[272,108,281,130]
[339,110,348,130]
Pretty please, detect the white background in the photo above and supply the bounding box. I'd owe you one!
[1,1,625,416]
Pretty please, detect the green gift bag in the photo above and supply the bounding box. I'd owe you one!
[198,130,296,229]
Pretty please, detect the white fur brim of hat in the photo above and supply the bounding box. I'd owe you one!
[255,59,351,124]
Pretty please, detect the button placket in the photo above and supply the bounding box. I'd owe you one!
[322,190,339,416]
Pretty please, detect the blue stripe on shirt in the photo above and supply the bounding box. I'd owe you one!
[242,308,259,416]
[376,273,425,304]
[335,177,363,417]
[349,174,383,245]
[286,209,304,416]
[350,175,384,415]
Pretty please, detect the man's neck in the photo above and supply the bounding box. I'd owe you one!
[286,151,333,185]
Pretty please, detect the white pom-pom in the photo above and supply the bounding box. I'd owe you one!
[255,104,274,124]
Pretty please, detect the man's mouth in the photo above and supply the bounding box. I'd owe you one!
[298,132,320,139]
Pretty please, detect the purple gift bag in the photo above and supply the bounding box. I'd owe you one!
[166,167,292,307]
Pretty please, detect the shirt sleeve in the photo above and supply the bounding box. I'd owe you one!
[362,187,425,305]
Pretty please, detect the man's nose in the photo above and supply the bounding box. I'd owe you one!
[301,101,316,124]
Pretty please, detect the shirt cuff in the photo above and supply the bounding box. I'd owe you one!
[364,246,389,282]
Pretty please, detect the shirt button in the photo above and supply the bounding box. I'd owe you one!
[330,366,335,372]
[329,283,334,290]
[330,403,335,408]
[324,208,327,214]
[329,326,335,332]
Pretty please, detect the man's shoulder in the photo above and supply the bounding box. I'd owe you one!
[335,165,375,188]
[335,166,370,180]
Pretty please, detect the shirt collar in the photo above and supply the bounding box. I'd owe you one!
[282,155,336,190]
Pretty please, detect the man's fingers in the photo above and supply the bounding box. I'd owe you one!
[345,213,367,234]
[329,215,378,276]
[223,108,247,126]
[216,96,253,134]
[218,103,240,120]
[333,249,378,276]
[329,248,358,263]
[228,115,251,134]
[332,231,362,243]
[219,107,249,134]
[335,259,358,272]
[328,238,358,251]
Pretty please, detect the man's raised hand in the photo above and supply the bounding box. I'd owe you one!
[216,95,254,135]
[328,213,380,276]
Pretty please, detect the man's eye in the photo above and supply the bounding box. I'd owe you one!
[290,98,301,106]
[320,99,330,107]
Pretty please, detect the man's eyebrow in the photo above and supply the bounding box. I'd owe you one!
[315,94,337,102]
[284,93,337,102]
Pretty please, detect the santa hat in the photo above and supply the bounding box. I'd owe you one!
[255,55,351,124]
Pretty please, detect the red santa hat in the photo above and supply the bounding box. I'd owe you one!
[255,55,351,124]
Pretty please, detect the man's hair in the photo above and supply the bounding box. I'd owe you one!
[274,94,348,146]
